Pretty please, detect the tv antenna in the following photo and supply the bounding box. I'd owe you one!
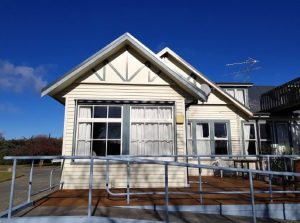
[225,57,261,81]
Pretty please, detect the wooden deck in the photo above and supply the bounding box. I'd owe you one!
[35,176,300,207]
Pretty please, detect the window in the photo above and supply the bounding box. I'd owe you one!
[214,122,229,154]
[225,89,246,105]
[75,105,122,156]
[259,122,273,154]
[130,106,174,155]
[187,120,230,155]
[196,123,211,155]
[187,123,193,155]
[243,123,257,155]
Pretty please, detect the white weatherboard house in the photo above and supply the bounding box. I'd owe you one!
[42,33,300,189]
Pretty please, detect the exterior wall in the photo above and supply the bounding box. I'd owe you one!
[59,48,191,189]
[161,54,249,177]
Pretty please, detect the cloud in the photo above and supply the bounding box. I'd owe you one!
[0,60,48,92]
[0,102,19,113]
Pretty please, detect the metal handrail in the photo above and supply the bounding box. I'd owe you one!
[2,155,300,223]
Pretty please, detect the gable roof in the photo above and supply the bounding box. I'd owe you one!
[157,47,253,117]
[41,33,207,101]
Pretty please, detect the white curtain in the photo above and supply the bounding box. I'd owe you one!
[77,123,91,156]
[236,90,245,105]
[159,123,173,155]
[130,123,144,155]
[158,107,172,120]
[78,106,92,118]
[76,106,92,156]
[131,107,144,120]
[145,107,158,119]
[196,124,210,155]
[226,89,235,97]
[243,124,251,154]
[130,106,173,156]
[187,123,193,155]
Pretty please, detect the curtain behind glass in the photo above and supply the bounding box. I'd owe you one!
[236,90,245,105]
[196,124,210,155]
[244,124,251,154]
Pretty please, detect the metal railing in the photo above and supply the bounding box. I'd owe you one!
[1,155,300,223]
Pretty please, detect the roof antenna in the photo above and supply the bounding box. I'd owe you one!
[225,57,261,81]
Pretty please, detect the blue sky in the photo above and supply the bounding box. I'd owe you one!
[0,0,299,139]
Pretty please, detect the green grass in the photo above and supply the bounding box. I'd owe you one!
[0,172,24,183]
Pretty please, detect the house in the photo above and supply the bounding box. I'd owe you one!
[41,33,300,189]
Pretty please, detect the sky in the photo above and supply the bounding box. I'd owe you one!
[0,0,300,139]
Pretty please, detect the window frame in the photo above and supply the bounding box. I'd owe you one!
[187,120,232,156]
[75,104,123,157]
[258,121,273,154]
[242,121,258,155]
[129,105,175,156]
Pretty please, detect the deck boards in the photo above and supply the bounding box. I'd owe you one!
[34,176,300,208]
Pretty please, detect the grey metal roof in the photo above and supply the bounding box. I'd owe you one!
[248,86,275,112]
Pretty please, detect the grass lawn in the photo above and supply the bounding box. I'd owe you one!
[0,172,24,183]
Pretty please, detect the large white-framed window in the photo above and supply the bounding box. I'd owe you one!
[75,105,123,156]
[130,105,174,155]
[243,122,257,155]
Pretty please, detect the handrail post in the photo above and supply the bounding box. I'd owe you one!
[50,169,54,192]
[267,156,273,201]
[27,160,34,202]
[249,171,256,223]
[198,157,203,204]
[164,164,169,223]
[88,157,94,217]
[8,159,17,219]
[127,161,131,205]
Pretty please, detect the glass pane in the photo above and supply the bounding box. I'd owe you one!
[226,89,235,97]
[197,140,211,155]
[78,123,92,140]
[107,140,121,155]
[107,123,121,139]
[260,141,272,154]
[236,89,245,105]
[78,106,92,118]
[92,140,106,156]
[187,123,192,139]
[158,107,172,119]
[145,107,158,119]
[94,106,107,118]
[196,123,209,138]
[76,141,91,156]
[159,123,173,140]
[214,123,227,138]
[93,123,106,139]
[187,139,193,155]
[244,124,256,140]
[215,140,228,155]
[131,107,144,120]
[245,141,256,155]
[144,123,158,139]
[260,123,272,140]
[109,106,121,118]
